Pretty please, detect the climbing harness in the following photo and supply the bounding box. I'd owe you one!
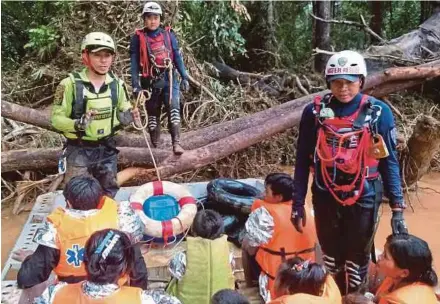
[132,89,161,181]
[313,94,383,206]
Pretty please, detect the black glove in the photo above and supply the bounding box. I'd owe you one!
[181,79,190,92]
[391,210,408,235]
[291,203,307,233]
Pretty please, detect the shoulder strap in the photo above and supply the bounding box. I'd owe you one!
[70,72,86,120]
[163,27,174,60]
[353,94,373,130]
[108,74,119,136]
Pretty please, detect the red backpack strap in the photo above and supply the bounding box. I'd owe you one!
[163,26,174,61]
[136,29,150,77]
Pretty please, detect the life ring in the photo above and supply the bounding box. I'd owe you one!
[207,178,263,215]
[130,181,197,242]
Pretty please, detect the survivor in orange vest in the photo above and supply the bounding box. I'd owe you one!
[252,199,317,299]
[47,197,119,278]
[52,282,142,304]
[375,277,438,304]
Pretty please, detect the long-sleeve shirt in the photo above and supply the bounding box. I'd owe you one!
[17,202,148,290]
[129,27,188,91]
[293,93,404,208]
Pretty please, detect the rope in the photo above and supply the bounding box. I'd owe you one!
[131,89,161,181]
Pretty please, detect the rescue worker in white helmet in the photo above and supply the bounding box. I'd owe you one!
[291,50,408,295]
[51,32,140,198]
[130,1,190,155]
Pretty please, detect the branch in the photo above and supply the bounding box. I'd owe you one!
[310,12,387,44]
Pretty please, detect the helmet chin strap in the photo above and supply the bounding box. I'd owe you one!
[82,51,107,76]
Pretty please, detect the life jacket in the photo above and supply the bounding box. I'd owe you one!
[67,72,122,141]
[52,281,142,304]
[166,236,235,304]
[313,94,380,206]
[253,199,317,299]
[47,197,119,278]
[269,275,341,304]
[136,27,174,78]
[375,277,438,304]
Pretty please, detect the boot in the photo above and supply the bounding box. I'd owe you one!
[149,126,161,148]
[170,124,184,155]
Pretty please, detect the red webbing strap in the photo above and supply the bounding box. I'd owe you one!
[130,202,143,210]
[152,181,164,196]
[178,196,196,207]
[161,220,173,246]
[136,29,150,77]
[164,26,174,61]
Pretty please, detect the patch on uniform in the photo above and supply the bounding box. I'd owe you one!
[390,127,397,145]
[53,84,65,105]
[338,57,348,67]
[66,244,84,267]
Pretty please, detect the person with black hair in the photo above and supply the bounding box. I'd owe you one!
[269,257,341,304]
[242,173,318,302]
[34,229,181,303]
[15,176,148,291]
[211,289,250,304]
[375,234,438,304]
[166,210,235,303]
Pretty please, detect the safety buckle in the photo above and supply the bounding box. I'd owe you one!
[365,166,370,178]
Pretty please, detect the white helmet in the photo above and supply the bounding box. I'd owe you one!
[325,50,367,82]
[142,2,162,16]
[81,32,115,53]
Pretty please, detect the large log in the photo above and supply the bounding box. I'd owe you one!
[402,115,440,187]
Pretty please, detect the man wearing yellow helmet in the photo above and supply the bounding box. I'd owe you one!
[51,32,140,198]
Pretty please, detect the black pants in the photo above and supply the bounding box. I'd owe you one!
[311,179,382,295]
[64,139,119,198]
[141,76,181,132]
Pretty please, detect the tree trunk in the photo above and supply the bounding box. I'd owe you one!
[369,1,384,43]
[402,115,440,187]
[313,0,332,72]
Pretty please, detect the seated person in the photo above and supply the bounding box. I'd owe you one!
[16,176,148,289]
[211,289,250,304]
[269,257,341,304]
[375,234,438,304]
[242,173,317,302]
[167,210,235,303]
[34,229,180,303]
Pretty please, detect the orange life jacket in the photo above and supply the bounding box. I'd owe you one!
[47,197,119,278]
[313,94,380,206]
[252,199,317,298]
[52,281,142,304]
[269,275,341,304]
[136,27,174,78]
[375,277,438,304]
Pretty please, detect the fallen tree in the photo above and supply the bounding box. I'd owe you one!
[2,62,440,182]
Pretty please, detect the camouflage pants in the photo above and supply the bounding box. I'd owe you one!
[62,140,119,198]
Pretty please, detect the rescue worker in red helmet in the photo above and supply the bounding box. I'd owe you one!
[291,50,408,295]
[130,1,190,155]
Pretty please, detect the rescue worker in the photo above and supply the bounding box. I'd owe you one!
[51,32,139,198]
[34,229,181,304]
[16,176,148,290]
[375,234,438,304]
[166,210,235,303]
[130,1,190,155]
[269,257,342,304]
[291,50,408,294]
[242,173,317,302]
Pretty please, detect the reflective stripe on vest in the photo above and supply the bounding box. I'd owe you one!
[47,198,118,278]
[253,199,317,297]
[53,282,142,304]
[69,72,119,140]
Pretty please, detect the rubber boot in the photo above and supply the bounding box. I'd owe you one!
[149,126,161,148]
[170,124,184,155]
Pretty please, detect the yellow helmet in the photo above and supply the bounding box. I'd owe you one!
[81,32,115,53]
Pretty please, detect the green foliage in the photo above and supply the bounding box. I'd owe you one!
[24,25,60,60]
[178,1,247,61]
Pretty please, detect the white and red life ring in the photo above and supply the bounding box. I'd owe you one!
[130,181,197,241]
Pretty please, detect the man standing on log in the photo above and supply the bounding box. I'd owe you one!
[51,32,140,198]
[291,50,408,295]
[130,1,190,155]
